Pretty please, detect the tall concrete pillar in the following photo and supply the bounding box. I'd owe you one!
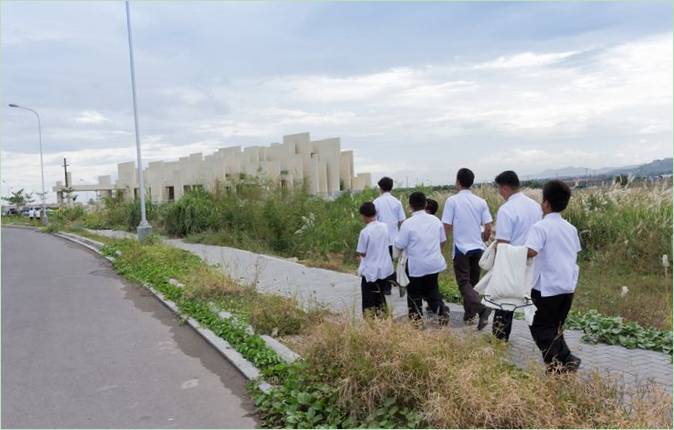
[340,151,354,191]
[312,138,340,194]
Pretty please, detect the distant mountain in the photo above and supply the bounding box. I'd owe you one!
[524,158,671,179]
[607,158,673,177]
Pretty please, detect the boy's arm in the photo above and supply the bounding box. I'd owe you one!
[394,223,409,251]
[481,202,494,241]
[439,222,447,251]
[397,202,406,226]
[494,207,512,243]
[356,231,368,258]
[482,223,493,242]
[524,224,544,259]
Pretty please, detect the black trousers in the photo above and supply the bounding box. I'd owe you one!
[361,277,387,317]
[492,310,514,341]
[529,289,574,365]
[453,248,486,319]
[406,271,448,321]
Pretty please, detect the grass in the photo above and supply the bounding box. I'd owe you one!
[62,179,673,332]
[1,215,42,227]
[105,238,328,338]
[262,317,671,428]
[91,234,671,428]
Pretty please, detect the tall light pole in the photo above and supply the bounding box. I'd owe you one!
[8,103,48,225]
[124,0,152,241]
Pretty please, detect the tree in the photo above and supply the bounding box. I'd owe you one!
[2,189,33,210]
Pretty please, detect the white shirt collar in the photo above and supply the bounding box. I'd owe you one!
[411,209,426,216]
[544,212,562,220]
[508,191,523,201]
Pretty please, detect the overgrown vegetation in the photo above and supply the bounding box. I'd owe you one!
[102,239,326,338]
[52,179,673,333]
[94,236,671,428]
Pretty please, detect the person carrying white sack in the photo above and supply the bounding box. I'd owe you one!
[490,170,542,341]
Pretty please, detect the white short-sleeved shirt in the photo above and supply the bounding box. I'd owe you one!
[441,190,493,255]
[356,221,394,283]
[373,192,406,245]
[495,192,542,246]
[525,213,582,297]
[394,210,447,277]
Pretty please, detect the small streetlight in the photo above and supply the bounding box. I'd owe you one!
[124,0,151,241]
[8,103,48,225]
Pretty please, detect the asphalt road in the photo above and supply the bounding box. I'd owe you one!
[1,227,258,428]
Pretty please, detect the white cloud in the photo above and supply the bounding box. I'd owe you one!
[474,50,579,69]
[73,111,109,124]
[3,32,672,199]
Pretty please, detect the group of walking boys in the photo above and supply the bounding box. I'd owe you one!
[356,168,582,373]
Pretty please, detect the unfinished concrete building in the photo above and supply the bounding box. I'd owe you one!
[53,132,372,203]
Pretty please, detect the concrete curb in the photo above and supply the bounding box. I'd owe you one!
[53,232,105,254]
[53,230,274,393]
[2,224,40,230]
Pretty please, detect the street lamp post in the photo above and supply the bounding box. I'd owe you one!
[124,0,152,241]
[8,103,48,225]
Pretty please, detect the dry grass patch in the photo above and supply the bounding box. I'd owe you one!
[250,294,329,336]
[182,265,243,299]
[299,318,672,428]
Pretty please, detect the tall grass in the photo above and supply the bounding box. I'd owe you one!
[290,317,671,428]
[79,179,672,328]
[72,180,673,272]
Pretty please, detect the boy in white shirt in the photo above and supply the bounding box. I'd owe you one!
[395,192,449,325]
[492,170,542,341]
[356,202,394,317]
[442,168,493,330]
[525,180,582,373]
[373,177,406,294]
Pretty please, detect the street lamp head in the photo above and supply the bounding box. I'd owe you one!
[8,104,19,108]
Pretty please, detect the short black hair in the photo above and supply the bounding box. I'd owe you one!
[543,180,571,212]
[494,170,520,188]
[409,191,427,211]
[456,168,475,188]
[425,198,439,215]
[377,177,393,192]
[359,201,377,217]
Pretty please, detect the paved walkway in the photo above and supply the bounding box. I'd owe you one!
[90,229,673,391]
[2,227,258,429]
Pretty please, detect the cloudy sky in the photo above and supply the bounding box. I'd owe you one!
[2,1,672,201]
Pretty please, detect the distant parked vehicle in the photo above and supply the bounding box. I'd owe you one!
[4,208,19,216]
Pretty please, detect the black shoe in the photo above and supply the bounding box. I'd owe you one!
[383,282,392,296]
[564,354,582,373]
[463,314,477,325]
[477,308,492,331]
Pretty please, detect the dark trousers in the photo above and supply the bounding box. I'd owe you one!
[453,247,486,319]
[492,310,514,341]
[529,289,574,365]
[406,271,448,322]
[382,246,396,293]
[361,277,387,317]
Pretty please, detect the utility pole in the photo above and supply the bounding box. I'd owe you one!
[63,158,69,187]
[62,157,70,206]
[125,0,152,241]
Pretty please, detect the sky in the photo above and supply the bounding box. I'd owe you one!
[2,1,672,201]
